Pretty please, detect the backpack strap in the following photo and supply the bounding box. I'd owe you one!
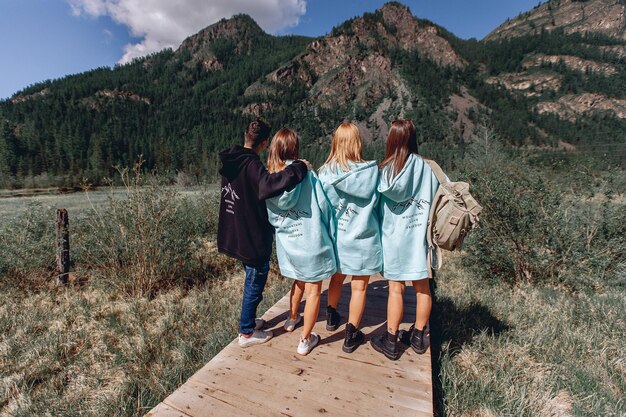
[424,159,446,277]
[426,189,444,277]
[424,159,448,186]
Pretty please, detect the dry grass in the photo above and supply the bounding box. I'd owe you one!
[1,161,624,416]
[434,254,626,417]
[0,264,290,417]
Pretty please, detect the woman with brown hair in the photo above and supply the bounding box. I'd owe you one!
[265,128,337,355]
[370,119,440,360]
[318,122,382,353]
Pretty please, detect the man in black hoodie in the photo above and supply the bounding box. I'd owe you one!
[218,119,310,348]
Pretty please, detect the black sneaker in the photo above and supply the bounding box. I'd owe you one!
[399,324,429,354]
[326,305,341,331]
[370,331,399,360]
[398,325,413,345]
[342,323,364,353]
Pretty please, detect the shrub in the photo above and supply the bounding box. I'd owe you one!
[458,131,625,290]
[73,163,233,297]
[0,202,56,287]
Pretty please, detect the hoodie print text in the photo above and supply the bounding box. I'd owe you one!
[335,202,360,232]
[273,209,310,238]
[393,198,430,231]
[222,183,240,215]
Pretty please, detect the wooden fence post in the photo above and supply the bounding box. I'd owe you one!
[56,208,70,285]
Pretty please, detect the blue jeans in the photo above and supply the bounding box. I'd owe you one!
[239,261,270,334]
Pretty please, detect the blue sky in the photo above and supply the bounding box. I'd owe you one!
[0,0,541,100]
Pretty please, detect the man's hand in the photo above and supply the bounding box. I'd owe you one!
[299,159,313,171]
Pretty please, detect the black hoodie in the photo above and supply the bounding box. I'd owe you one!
[217,145,308,265]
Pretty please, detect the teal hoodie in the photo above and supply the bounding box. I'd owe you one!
[267,163,337,282]
[378,154,440,281]
[318,161,382,275]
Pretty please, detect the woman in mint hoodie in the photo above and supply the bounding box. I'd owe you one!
[370,119,440,361]
[266,128,337,355]
[318,122,382,353]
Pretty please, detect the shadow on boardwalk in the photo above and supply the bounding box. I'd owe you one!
[148,276,434,417]
[264,278,509,415]
[268,280,419,356]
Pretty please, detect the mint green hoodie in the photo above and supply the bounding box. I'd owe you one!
[318,161,382,275]
[267,164,337,282]
[378,154,440,281]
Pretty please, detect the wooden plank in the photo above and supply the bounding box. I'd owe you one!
[182,380,283,417]
[146,273,433,417]
[195,344,432,412]
[250,333,432,377]
[187,376,363,417]
[163,383,250,417]
[189,359,422,416]
[145,403,192,417]
[221,341,431,393]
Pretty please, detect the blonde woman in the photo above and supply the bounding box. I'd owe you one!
[266,128,337,355]
[318,122,382,353]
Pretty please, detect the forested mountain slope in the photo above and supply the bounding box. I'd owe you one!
[1,1,624,187]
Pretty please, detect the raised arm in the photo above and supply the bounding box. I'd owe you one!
[248,158,308,200]
[314,175,337,242]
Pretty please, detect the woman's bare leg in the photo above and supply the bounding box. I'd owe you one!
[412,279,431,330]
[289,281,305,319]
[301,281,323,339]
[327,273,346,309]
[348,275,370,327]
[387,280,405,334]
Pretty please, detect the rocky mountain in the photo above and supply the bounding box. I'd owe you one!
[485,0,626,41]
[1,0,625,187]
[480,0,626,132]
[245,2,467,141]
[175,14,266,71]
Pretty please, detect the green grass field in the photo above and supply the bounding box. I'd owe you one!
[0,185,217,221]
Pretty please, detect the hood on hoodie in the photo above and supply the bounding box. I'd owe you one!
[219,145,256,181]
[377,154,426,202]
[319,161,378,200]
[267,160,303,210]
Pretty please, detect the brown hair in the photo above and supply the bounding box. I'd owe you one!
[244,119,271,148]
[267,128,300,173]
[322,122,364,172]
[379,119,418,178]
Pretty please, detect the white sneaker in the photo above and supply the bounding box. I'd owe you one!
[238,329,273,348]
[255,318,266,330]
[297,332,320,355]
[283,315,302,332]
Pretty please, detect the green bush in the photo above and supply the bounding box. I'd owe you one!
[0,202,56,286]
[74,165,231,296]
[458,132,625,290]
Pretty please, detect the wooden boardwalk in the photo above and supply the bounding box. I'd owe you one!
[146,275,433,417]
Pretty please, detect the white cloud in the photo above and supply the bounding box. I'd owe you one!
[102,28,113,44]
[67,0,307,63]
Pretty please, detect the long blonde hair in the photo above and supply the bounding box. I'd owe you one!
[322,122,364,172]
[267,128,300,173]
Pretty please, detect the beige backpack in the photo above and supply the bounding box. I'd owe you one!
[424,159,482,275]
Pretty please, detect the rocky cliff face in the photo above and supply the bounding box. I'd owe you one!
[245,3,463,119]
[481,0,626,125]
[523,53,619,75]
[175,14,265,71]
[486,72,563,97]
[536,93,626,120]
[485,0,626,41]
